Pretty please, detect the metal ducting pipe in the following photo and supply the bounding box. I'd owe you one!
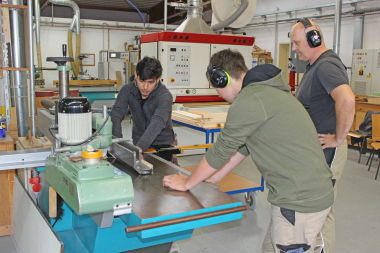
[35,0,43,79]
[28,0,36,137]
[48,0,81,78]
[48,0,80,33]
[211,0,248,31]
[9,0,30,137]
[175,0,215,34]
[164,0,168,31]
[333,0,343,55]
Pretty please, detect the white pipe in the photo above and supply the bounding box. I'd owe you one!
[28,0,36,137]
[333,0,343,55]
[254,0,373,17]
[34,0,41,43]
[164,0,168,31]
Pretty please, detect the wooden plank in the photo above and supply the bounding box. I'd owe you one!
[116,71,122,87]
[0,131,14,236]
[3,67,29,71]
[2,7,11,44]
[187,110,210,115]
[0,170,12,236]
[141,160,153,170]
[372,114,380,141]
[53,79,121,86]
[0,225,11,236]
[172,114,201,122]
[202,113,227,119]
[183,166,260,193]
[49,187,57,218]
[0,4,28,9]
[172,111,202,120]
[18,136,43,149]
[42,136,53,148]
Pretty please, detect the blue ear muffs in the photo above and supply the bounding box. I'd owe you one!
[207,65,231,88]
[297,18,322,48]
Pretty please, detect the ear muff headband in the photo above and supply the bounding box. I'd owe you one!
[297,18,322,48]
[207,65,230,88]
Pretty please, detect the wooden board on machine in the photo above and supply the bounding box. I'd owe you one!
[172,110,227,128]
[53,79,121,87]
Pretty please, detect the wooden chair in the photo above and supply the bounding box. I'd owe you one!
[367,114,380,179]
[348,110,380,163]
[347,131,368,163]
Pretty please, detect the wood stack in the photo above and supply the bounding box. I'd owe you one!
[252,45,273,65]
[172,110,227,128]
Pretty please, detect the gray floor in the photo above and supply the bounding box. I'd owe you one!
[1,147,379,253]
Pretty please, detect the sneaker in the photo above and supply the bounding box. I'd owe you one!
[170,242,180,253]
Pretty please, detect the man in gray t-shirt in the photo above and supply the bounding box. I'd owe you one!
[286,19,355,253]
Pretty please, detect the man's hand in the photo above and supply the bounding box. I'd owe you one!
[162,172,189,191]
[318,133,341,149]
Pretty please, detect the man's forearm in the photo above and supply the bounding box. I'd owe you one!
[209,152,246,179]
[184,157,218,190]
[335,97,355,143]
[111,117,123,138]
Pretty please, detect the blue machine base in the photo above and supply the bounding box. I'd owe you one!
[52,202,242,253]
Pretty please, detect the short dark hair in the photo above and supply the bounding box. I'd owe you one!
[136,56,163,81]
[208,49,248,80]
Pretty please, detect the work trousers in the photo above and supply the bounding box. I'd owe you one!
[262,205,331,253]
[314,139,348,253]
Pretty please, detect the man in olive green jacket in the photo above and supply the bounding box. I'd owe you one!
[163,49,333,253]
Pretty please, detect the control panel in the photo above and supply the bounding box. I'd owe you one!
[167,46,191,86]
[107,51,130,62]
[351,49,380,95]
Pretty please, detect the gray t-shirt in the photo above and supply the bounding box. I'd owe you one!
[295,50,349,135]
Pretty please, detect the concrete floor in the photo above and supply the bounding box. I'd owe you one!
[1,147,379,253]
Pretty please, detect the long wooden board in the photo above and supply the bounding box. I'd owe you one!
[53,79,121,86]
[183,166,260,193]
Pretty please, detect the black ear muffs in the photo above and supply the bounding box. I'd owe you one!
[297,18,322,48]
[207,65,231,88]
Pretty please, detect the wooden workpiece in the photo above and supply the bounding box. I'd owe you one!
[172,110,227,128]
[0,131,15,236]
[53,79,121,87]
[183,166,261,193]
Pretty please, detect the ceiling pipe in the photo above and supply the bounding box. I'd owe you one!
[246,7,380,26]
[164,0,167,31]
[333,0,343,55]
[254,0,374,17]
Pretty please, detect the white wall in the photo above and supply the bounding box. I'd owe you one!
[37,18,177,87]
[245,0,380,70]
